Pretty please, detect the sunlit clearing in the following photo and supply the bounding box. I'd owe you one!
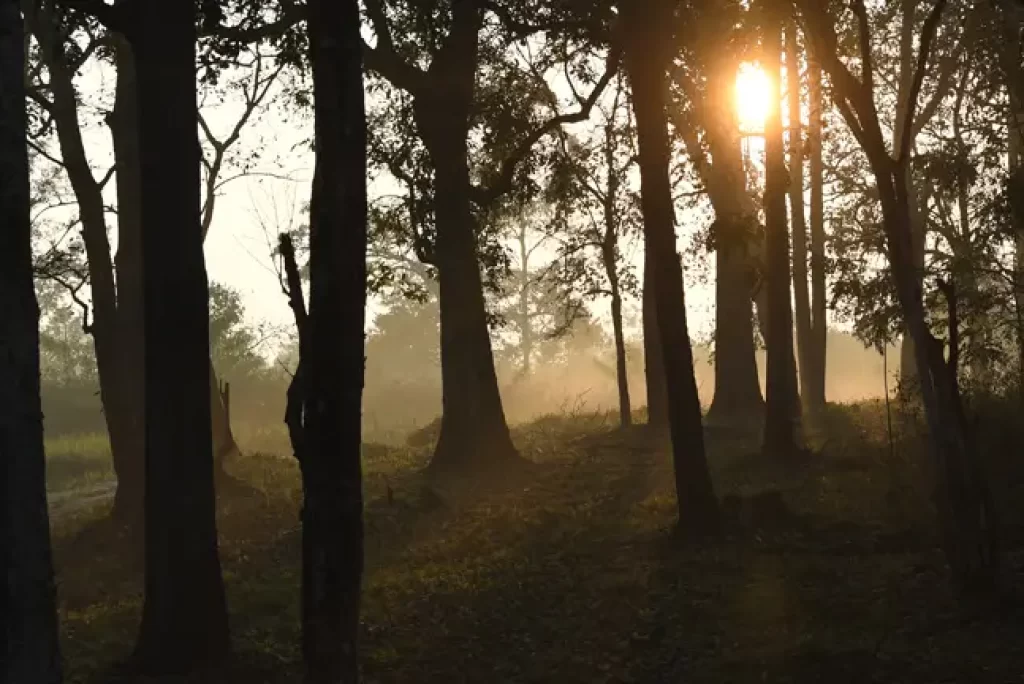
[735,62,772,135]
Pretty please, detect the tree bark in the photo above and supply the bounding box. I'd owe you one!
[603,237,632,428]
[0,0,62,677]
[623,0,719,536]
[300,0,367,679]
[415,0,518,473]
[762,5,802,459]
[642,244,669,431]
[787,22,816,413]
[806,42,828,410]
[108,33,145,524]
[127,1,230,671]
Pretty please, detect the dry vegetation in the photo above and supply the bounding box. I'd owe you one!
[48,400,1024,684]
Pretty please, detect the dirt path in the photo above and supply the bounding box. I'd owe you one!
[48,481,117,519]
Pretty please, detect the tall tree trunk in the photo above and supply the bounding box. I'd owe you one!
[642,244,669,431]
[1002,10,1024,393]
[108,33,145,524]
[787,22,815,413]
[700,64,765,426]
[128,1,229,671]
[415,0,518,473]
[894,0,926,393]
[603,238,632,428]
[806,43,828,410]
[301,0,367,679]
[517,227,533,377]
[623,0,719,536]
[761,4,802,459]
[0,0,62,677]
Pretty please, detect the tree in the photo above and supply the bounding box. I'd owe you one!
[669,2,766,426]
[23,3,279,522]
[795,0,999,596]
[761,2,802,458]
[0,0,62,677]
[549,81,640,427]
[806,33,828,410]
[281,0,367,679]
[621,0,720,535]
[61,0,233,671]
[787,20,819,414]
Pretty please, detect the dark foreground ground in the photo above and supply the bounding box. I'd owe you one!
[52,402,1024,683]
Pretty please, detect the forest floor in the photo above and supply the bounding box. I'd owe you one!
[49,401,1024,683]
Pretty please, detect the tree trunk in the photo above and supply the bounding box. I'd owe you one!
[700,64,765,426]
[0,0,62,677]
[108,33,145,524]
[623,0,719,536]
[25,2,144,524]
[415,0,518,473]
[301,0,367,679]
[604,240,632,428]
[806,43,828,410]
[128,1,229,671]
[642,245,669,431]
[787,22,816,413]
[882,173,998,595]
[894,0,927,393]
[1002,12,1024,393]
[761,6,802,459]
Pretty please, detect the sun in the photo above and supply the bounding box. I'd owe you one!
[735,62,773,135]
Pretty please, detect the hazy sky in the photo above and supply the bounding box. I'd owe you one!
[34,54,796,354]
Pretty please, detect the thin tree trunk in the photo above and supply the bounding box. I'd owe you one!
[807,42,828,410]
[301,0,367,679]
[128,1,229,671]
[762,4,802,459]
[517,227,533,377]
[1,0,62,677]
[642,245,668,431]
[787,22,815,412]
[623,0,719,536]
[415,0,519,473]
[604,240,632,428]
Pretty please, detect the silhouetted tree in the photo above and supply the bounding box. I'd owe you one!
[762,2,802,458]
[1,0,62,679]
[280,0,367,680]
[795,0,999,596]
[622,0,720,535]
[62,0,233,671]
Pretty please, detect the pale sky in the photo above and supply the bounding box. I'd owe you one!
[33,53,793,355]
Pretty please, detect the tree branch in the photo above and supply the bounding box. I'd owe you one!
[475,46,623,207]
[897,0,948,164]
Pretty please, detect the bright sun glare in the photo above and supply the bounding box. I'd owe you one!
[735,63,772,134]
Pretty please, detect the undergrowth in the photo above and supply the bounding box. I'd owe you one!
[49,401,1024,683]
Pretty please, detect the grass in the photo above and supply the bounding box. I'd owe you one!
[49,402,1024,683]
[46,433,115,493]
